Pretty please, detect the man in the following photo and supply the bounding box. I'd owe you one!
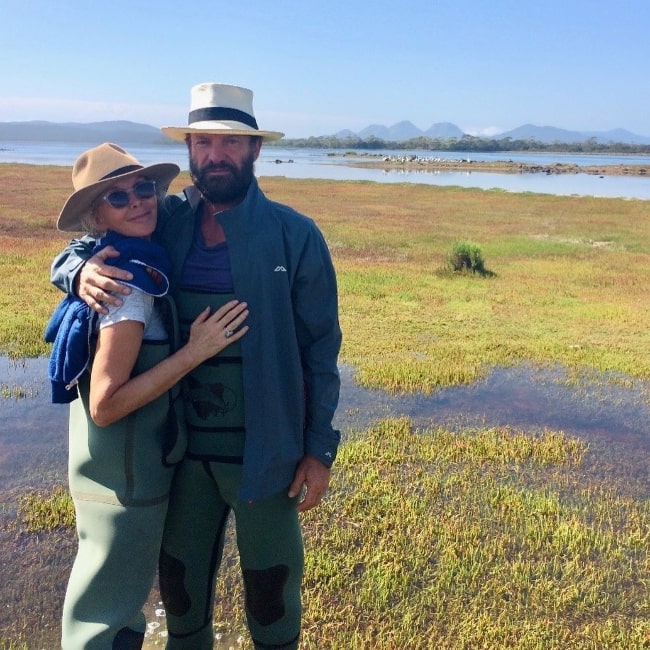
[51,83,342,650]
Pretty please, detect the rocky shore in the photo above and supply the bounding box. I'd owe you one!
[342,153,650,177]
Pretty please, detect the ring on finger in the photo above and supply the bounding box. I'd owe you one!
[225,328,234,338]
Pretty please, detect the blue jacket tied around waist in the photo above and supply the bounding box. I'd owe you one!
[45,232,171,404]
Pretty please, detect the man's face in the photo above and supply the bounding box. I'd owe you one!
[188,134,262,206]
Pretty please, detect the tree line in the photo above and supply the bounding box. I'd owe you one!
[267,134,650,154]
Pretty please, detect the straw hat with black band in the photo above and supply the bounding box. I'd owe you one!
[162,82,284,143]
[56,143,180,232]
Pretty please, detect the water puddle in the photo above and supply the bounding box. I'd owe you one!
[4,358,649,492]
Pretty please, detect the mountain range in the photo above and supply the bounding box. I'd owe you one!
[1,119,649,146]
[334,121,650,145]
[0,120,174,145]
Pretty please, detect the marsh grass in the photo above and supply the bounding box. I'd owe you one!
[298,418,650,649]
[14,418,649,649]
[3,166,650,649]
[2,167,650,390]
[261,177,650,391]
[0,383,36,398]
[17,486,75,532]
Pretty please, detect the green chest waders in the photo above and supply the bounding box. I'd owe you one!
[175,290,246,461]
[62,296,186,650]
[161,291,303,650]
[68,296,186,504]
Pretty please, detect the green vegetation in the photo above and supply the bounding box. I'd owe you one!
[300,418,649,649]
[445,240,490,275]
[3,167,650,649]
[265,177,650,393]
[17,487,75,532]
[0,383,35,399]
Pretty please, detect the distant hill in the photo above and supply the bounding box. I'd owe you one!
[0,120,175,145]
[338,120,464,141]
[497,124,650,145]
[425,122,465,139]
[1,119,649,146]
[357,120,424,141]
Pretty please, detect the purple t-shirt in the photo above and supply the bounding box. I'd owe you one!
[181,228,234,293]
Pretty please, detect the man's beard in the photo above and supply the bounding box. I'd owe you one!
[190,152,255,205]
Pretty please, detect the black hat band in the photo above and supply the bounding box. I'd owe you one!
[188,107,259,130]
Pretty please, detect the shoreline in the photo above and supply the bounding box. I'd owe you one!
[340,154,650,177]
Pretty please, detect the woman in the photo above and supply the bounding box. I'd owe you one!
[46,143,249,649]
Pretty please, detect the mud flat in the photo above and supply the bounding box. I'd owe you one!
[344,154,650,177]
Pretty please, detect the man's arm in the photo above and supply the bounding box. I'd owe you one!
[288,225,342,512]
[51,237,95,294]
[51,237,133,313]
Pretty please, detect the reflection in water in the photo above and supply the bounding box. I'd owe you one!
[2,357,650,495]
[1,356,649,646]
[336,363,650,495]
[256,157,650,200]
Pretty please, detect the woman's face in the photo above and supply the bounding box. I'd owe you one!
[92,175,157,238]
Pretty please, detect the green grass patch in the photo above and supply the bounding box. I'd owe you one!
[17,486,75,532]
[297,418,649,649]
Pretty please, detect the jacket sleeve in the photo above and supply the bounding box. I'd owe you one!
[292,225,342,467]
[50,236,97,294]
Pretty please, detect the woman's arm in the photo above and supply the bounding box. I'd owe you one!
[89,300,249,426]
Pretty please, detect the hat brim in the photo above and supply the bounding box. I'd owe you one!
[56,163,180,232]
[161,123,284,143]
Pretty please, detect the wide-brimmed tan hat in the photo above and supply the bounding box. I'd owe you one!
[57,143,180,231]
[161,82,284,142]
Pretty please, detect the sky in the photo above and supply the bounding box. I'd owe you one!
[1,0,649,139]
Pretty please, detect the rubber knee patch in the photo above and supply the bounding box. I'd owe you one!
[243,564,290,626]
[113,627,144,649]
[159,547,192,616]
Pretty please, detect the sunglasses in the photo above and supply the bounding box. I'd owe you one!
[99,180,157,209]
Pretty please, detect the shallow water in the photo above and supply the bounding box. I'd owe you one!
[3,358,650,495]
[2,142,650,199]
[2,356,649,647]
